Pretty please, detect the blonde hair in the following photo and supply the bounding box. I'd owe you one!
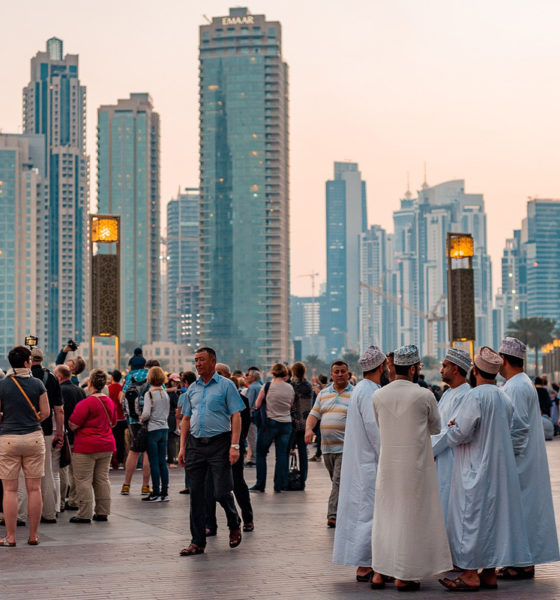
[147,366,166,387]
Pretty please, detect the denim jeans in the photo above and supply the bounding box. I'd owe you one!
[147,429,169,496]
[255,419,292,492]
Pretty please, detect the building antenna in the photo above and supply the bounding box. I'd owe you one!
[202,14,211,23]
[405,171,412,199]
[421,161,429,190]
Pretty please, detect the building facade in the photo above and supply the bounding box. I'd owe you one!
[166,188,200,345]
[325,161,367,356]
[23,38,89,355]
[97,93,161,345]
[0,134,45,367]
[199,7,290,368]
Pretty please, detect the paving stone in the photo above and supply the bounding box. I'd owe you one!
[1,440,560,599]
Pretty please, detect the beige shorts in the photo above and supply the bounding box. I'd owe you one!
[0,430,46,480]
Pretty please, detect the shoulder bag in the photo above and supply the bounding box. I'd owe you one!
[10,376,41,421]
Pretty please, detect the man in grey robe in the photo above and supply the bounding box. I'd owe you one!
[497,337,559,579]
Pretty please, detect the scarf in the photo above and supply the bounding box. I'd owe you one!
[6,367,32,378]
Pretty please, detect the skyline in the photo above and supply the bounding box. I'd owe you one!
[3,1,560,297]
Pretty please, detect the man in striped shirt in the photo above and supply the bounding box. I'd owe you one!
[305,360,353,527]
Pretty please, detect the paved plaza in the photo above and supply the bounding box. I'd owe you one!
[2,440,560,599]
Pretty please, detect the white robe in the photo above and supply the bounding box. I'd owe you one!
[333,379,380,566]
[371,380,452,580]
[503,372,560,564]
[431,382,471,524]
[443,384,532,569]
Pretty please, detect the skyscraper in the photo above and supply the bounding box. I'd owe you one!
[523,199,560,322]
[167,188,200,347]
[23,37,89,354]
[0,134,45,367]
[387,179,493,356]
[325,161,367,356]
[97,93,160,344]
[199,7,290,367]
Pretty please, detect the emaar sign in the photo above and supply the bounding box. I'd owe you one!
[221,16,255,25]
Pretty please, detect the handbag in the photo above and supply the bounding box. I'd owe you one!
[254,382,270,429]
[286,453,304,491]
[59,433,72,468]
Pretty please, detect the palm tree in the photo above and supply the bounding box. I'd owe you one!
[506,317,557,375]
[304,355,328,377]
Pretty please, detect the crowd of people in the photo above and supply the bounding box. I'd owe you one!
[0,336,558,594]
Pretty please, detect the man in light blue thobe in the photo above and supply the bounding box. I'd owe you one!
[431,348,471,524]
[498,337,559,578]
[439,347,532,591]
[333,346,386,582]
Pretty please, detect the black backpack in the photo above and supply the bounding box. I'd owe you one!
[124,374,148,420]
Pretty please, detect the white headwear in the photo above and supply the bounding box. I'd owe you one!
[499,337,526,359]
[359,346,386,372]
[393,345,420,366]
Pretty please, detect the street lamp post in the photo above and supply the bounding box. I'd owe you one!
[90,215,120,369]
[446,233,476,357]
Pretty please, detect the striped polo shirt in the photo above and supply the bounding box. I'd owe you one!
[310,383,353,454]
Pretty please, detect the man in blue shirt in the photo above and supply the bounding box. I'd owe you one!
[178,347,245,556]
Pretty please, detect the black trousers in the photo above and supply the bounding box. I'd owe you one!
[206,447,253,529]
[186,432,240,547]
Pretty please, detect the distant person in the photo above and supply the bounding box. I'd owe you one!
[534,376,552,417]
[128,347,146,371]
[305,361,353,528]
[289,362,314,488]
[108,370,125,469]
[68,369,117,523]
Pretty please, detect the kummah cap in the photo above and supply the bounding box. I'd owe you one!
[474,346,503,375]
[445,347,472,373]
[359,346,386,372]
[499,337,527,359]
[393,344,420,366]
[30,347,43,361]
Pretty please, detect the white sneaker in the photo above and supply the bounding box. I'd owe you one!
[159,495,169,502]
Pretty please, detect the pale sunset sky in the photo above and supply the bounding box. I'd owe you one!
[3,0,559,296]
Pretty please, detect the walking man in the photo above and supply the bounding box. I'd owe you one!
[431,348,471,523]
[498,337,559,579]
[333,346,386,582]
[371,345,451,591]
[177,347,245,556]
[305,360,353,528]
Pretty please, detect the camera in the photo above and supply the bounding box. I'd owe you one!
[25,336,38,348]
[67,339,79,352]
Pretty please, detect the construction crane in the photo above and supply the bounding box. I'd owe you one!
[298,272,320,301]
[359,281,446,357]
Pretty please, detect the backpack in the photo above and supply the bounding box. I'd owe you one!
[124,374,149,420]
[253,382,270,430]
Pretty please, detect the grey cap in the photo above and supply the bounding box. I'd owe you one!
[359,346,386,372]
[499,337,526,359]
[393,344,420,366]
[445,348,472,373]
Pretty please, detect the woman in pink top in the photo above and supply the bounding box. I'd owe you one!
[68,369,116,523]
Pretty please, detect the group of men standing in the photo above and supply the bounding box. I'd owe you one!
[333,338,559,592]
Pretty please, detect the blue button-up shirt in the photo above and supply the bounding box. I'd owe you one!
[181,372,245,438]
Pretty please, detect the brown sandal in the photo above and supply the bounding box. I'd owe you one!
[179,543,205,556]
[229,528,242,548]
[439,576,479,591]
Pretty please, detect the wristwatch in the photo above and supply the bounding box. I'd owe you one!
[231,444,240,450]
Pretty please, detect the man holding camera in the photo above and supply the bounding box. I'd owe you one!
[56,340,86,386]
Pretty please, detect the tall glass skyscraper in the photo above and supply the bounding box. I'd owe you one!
[23,38,89,354]
[0,134,45,367]
[199,8,290,367]
[167,188,200,347]
[325,161,367,356]
[97,93,161,344]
